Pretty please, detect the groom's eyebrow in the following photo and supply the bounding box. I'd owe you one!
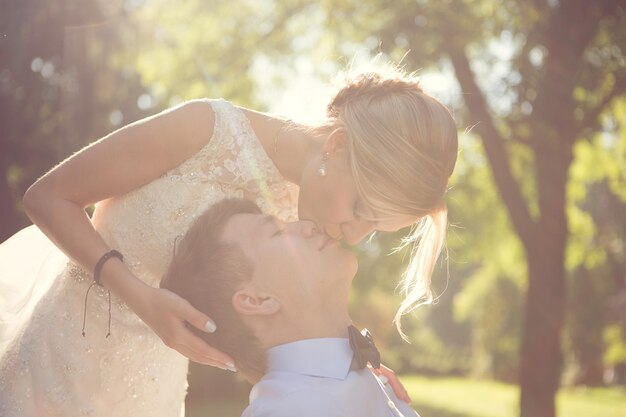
[261,214,276,227]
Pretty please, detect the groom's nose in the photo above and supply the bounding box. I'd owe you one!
[296,220,318,238]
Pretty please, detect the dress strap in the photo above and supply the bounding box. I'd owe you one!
[203,99,284,188]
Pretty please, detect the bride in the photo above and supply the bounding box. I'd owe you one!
[0,66,457,416]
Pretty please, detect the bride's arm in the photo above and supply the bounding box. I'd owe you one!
[23,100,235,369]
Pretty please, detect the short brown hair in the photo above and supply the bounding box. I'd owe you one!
[160,198,266,382]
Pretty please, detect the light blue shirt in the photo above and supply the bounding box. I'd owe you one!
[241,338,420,417]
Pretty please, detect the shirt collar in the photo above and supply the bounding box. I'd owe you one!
[266,338,354,380]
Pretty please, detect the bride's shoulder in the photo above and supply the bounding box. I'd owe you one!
[155,99,215,133]
[228,103,290,159]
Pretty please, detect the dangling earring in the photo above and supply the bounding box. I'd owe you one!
[318,152,330,177]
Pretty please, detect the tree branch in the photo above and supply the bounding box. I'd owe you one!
[578,72,626,134]
[447,45,538,247]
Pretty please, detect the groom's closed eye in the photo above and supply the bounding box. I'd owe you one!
[270,221,287,237]
[272,226,287,237]
[260,214,284,237]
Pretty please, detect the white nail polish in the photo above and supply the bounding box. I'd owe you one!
[204,320,217,333]
[227,365,238,372]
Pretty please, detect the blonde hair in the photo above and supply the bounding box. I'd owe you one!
[327,65,458,338]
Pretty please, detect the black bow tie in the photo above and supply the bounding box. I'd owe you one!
[348,325,381,369]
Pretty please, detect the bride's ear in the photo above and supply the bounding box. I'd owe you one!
[322,128,349,154]
[232,289,280,316]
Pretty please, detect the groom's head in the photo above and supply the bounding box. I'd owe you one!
[161,199,357,382]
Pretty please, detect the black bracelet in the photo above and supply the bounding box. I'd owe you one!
[82,249,124,338]
[94,250,124,286]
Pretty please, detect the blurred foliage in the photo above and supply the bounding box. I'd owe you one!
[0,0,153,237]
[1,0,625,413]
[122,0,315,110]
[304,2,626,403]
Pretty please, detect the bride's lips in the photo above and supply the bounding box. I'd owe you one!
[322,226,342,241]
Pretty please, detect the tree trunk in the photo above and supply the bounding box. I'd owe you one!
[441,0,610,415]
[570,267,606,387]
[519,147,571,417]
[520,247,565,417]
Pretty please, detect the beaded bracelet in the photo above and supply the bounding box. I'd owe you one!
[94,250,124,286]
[82,250,124,338]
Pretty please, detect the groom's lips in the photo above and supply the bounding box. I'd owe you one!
[318,235,334,251]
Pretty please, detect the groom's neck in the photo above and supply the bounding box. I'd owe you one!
[253,312,352,349]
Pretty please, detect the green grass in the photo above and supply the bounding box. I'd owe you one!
[404,376,517,417]
[404,376,626,417]
[186,376,626,417]
[557,385,626,417]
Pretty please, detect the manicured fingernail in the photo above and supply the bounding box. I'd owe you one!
[204,320,217,333]
[227,365,238,372]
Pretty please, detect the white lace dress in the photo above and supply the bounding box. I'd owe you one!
[0,99,298,417]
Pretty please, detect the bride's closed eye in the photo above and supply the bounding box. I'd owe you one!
[352,202,361,220]
[353,199,373,221]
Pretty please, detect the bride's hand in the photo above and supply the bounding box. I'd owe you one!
[371,364,412,403]
[137,286,236,371]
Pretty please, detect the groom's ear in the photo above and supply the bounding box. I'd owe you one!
[232,289,280,316]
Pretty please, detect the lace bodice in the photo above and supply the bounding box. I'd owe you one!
[0,99,299,417]
[93,99,298,287]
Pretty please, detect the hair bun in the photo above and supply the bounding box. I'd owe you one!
[327,71,423,118]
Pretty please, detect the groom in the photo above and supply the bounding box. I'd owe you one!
[161,199,419,417]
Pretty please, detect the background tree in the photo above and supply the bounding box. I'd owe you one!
[314,1,625,416]
[0,0,149,240]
